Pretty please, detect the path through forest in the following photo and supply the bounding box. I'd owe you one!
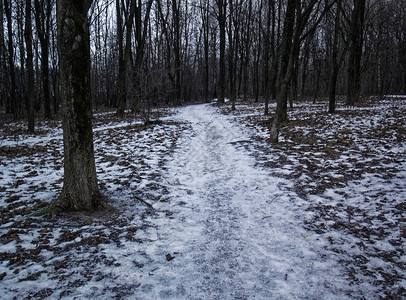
[1,101,404,299]
[138,104,348,299]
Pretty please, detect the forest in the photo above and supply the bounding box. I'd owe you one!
[0,0,405,299]
[1,0,405,122]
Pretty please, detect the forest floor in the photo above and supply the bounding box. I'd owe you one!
[0,97,405,299]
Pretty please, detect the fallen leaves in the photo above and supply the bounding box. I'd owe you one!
[224,98,406,298]
[166,253,175,261]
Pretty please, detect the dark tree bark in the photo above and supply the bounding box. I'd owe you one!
[200,0,210,102]
[269,0,296,143]
[0,0,6,109]
[242,0,253,101]
[34,0,52,119]
[217,0,227,103]
[171,0,182,106]
[328,0,347,113]
[156,0,180,106]
[25,0,35,132]
[254,0,262,103]
[116,0,136,116]
[228,0,238,111]
[263,0,274,115]
[270,0,336,142]
[346,0,366,105]
[50,0,100,212]
[4,0,16,115]
[132,0,153,110]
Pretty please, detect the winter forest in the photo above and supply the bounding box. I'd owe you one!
[1,0,405,299]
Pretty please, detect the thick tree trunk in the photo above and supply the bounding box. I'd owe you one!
[51,0,100,212]
[25,0,35,132]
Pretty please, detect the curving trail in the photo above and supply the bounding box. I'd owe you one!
[139,104,347,299]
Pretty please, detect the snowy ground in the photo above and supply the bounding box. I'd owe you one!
[0,98,405,299]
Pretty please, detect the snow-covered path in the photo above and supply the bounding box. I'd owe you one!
[139,104,348,299]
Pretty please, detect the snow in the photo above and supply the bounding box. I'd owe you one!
[1,100,405,299]
[137,104,343,299]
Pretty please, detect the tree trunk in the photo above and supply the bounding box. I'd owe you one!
[116,0,136,116]
[346,0,366,105]
[270,0,296,143]
[201,1,210,102]
[263,0,273,115]
[34,0,52,119]
[131,0,153,111]
[172,0,182,106]
[228,0,236,110]
[0,0,6,110]
[218,0,226,103]
[51,0,100,212]
[4,0,16,115]
[328,0,343,114]
[25,0,35,132]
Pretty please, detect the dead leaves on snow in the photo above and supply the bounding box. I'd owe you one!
[231,99,406,298]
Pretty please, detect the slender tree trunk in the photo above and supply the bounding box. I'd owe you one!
[50,0,100,212]
[346,0,366,105]
[131,0,153,112]
[242,0,252,101]
[4,0,16,115]
[218,0,226,103]
[116,0,125,113]
[202,1,210,102]
[270,0,296,143]
[0,0,6,110]
[228,0,236,110]
[172,0,182,106]
[25,0,35,132]
[263,0,273,115]
[328,0,342,113]
[116,0,136,116]
[34,0,52,119]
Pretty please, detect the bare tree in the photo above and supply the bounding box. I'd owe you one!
[216,0,227,103]
[34,0,53,119]
[269,0,296,143]
[328,0,348,113]
[132,0,154,110]
[346,0,366,105]
[25,0,35,132]
[228,0,239,110]
[116,0,136,116]
[200,0,211,102]
[0,0,6,110]
[4,0,16,115]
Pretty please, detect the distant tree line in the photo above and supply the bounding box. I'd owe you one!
[1,0,405,130]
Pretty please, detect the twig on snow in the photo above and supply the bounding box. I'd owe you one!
[133,194,154,209]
